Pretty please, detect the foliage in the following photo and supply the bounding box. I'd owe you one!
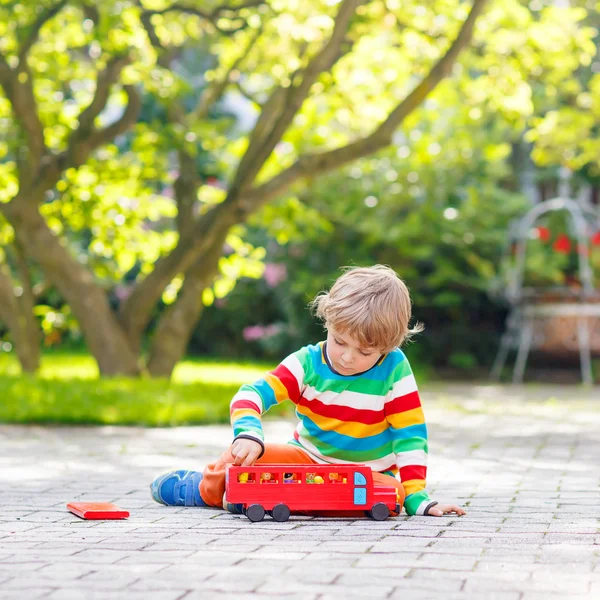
[193,152,527,371]
[0,0,599,379]
[189,0,599,372]
[195,55,534,371]
[525,5,600,177]
[499,210,600,289]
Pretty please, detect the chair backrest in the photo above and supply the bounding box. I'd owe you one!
[506,197,597,304]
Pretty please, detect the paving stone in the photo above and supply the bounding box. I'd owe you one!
[2,383,600,597]
[390,575,465,593]
[46,590,187,600]
[0,585,56,600]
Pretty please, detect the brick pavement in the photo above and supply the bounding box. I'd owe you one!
[1,383,599,599]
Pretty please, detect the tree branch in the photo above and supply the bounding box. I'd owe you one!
[77,55,132,133]
[88,84,142,147]
[142,1,264,35]
[0,250,41,372]
[194,24,263,121]
[244,0,490,209]
[118,198,242,345]
[213,1,266,16]
[173,151,200,238]
[61,84,142,170]
[0,53,46,184]
[139,9,164,50]
[146,240,223,377]
[145,0,264,18]
[228,0,364,194]
[233,79,261,104]
[0,263,18,326]
[18,0,69,62]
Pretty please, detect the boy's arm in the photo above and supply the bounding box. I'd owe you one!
[229,351,305,456]
[384,361,437,516]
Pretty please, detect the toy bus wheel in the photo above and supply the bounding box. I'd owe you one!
[271,504,291,522]
[369,503,390,521]
[246,504,265,522]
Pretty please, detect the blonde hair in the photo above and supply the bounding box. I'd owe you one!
[310,265,423,352]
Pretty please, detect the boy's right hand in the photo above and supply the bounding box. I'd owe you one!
[231,438,263,466]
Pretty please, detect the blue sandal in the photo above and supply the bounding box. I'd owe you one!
[150,470,206,506]
[222,492,244,515]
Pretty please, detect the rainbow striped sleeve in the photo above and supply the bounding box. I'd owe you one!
[230,351,305,443]
[384,360,432,516]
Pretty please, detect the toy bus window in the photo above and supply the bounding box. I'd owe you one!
[260,472,277,483]
[328,472,348,484]
[306,472,326,484]
[354,472,367,486]
[237,472,255,484]
[283,472,301,484]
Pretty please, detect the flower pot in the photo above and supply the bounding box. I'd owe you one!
[527,292,600,358]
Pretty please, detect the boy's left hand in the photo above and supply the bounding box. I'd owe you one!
[427,503,466,517]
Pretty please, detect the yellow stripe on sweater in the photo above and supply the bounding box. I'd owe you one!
[402,478,426,496]
[387,406,425,430]
[264,373,289,403]
[296,404,388,438]
[231,408,261,421]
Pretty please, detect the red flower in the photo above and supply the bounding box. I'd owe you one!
[537,226,551,242]
[592,231,600,246]
[553,234,571,254]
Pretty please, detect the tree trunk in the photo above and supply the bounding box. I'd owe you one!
[2,202,140,376]
[119,199,243,349]
[146,237,224,378]
[0,261,40,373]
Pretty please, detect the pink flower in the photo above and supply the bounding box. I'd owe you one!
[263,263,287,288]
[243,323,282,342]
[243,325,265,341]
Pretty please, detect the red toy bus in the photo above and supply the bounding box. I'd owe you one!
[225,463,400,522]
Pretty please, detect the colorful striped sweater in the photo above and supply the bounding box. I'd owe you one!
[230,342,432,516]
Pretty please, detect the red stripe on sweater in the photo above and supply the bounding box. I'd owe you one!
[296,395,384,424]
[272,363,300,401]
[230,399,261,414]
[385,390,421,415]
[399,465,427,481]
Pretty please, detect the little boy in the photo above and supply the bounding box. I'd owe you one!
[151,265,465,518]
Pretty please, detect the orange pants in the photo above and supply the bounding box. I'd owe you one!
[200,443,405,517]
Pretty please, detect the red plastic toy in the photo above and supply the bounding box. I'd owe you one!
[225,463,399,522]
[67,502,129,520]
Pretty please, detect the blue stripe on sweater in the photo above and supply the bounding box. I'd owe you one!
[388,423,428,441]
[301,415,393,451]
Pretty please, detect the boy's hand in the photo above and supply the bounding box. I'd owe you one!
[231,438,263,466]
[427,503,466,517]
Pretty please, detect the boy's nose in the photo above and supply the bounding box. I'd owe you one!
[342,351,354,363]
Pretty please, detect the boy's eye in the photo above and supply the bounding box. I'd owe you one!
[359,351,372,357]
[334,337,344,346]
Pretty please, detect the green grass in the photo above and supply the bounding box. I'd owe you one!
[0,352,294,426]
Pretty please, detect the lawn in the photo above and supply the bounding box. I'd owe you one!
[0,351,292,426]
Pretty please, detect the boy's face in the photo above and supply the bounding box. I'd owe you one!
[326,328,383,376]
